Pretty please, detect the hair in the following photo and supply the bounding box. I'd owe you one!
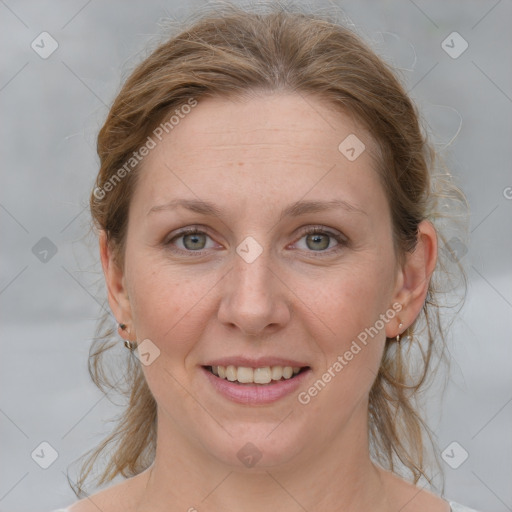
[71,1,468,498]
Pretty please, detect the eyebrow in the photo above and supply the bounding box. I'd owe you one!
[147,198,367,219]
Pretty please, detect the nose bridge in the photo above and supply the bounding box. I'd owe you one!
[234,247,273,298]
[217,242,290,335]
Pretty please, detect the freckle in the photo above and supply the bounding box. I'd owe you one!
[238,162,244,166]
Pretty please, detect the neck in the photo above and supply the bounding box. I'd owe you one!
[135,403,390,512]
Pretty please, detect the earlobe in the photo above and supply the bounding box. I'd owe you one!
[387,220,438,337]
[99,231,132,328]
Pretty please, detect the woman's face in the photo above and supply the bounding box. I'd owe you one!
[104,92,419,469]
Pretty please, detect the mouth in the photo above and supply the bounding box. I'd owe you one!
[203,364,310,385]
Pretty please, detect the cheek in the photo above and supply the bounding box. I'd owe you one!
[317,259,394,343]
[126,266,211,395]
[126,255,218,348]
[307,255,394,403]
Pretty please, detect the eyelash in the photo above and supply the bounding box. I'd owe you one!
[164,225,347,257]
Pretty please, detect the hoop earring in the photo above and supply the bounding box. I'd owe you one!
[118,323,137,350]
[124,340,138,351]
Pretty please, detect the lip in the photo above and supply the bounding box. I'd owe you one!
[201,365,311,405]
[203,357,310,368]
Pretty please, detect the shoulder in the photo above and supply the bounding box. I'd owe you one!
[64,471,149,512]
[63,485,128,512]
[380,470,482,512]
[378,468,450,512]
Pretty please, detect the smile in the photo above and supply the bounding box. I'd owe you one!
[206,365,306,384]
[202,364,311,405]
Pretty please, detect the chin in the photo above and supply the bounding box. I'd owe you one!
[198,421,309,471]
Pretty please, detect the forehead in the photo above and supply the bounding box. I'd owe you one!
[157,92,379,159]
[131,91,386,217]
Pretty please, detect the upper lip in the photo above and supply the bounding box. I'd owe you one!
[203,357,310,368]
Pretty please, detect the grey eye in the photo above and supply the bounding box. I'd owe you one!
[305,233,331,251]
[182,232,208,250]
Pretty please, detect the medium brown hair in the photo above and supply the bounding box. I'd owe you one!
[72,2,467,497]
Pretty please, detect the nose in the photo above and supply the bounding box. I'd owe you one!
[217,248,291,338]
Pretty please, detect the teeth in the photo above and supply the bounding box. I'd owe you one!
[226,365,237,382]
[282,366,293,379]
[254,367,271,384]
[271,366,282,380]
[210,365,304,384]
[237,367,254,383]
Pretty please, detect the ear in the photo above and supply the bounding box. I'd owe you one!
[386,220,438,338]
[99,230,133,336]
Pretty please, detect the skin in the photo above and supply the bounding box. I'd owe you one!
[71,92,445,512]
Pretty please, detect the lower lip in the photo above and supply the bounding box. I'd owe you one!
[201,366,311,405]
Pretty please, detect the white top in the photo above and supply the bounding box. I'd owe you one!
[51,501,481,512]
[449,502,481,512]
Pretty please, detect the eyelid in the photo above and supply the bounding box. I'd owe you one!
[295,225,346,241]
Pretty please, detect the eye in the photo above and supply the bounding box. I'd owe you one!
[293,226,346,255]
[164,225,347,256]
[164,227,219,253]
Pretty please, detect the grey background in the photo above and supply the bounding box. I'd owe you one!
[1,1,511,511]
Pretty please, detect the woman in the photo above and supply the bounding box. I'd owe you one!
[54,4,478,512]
